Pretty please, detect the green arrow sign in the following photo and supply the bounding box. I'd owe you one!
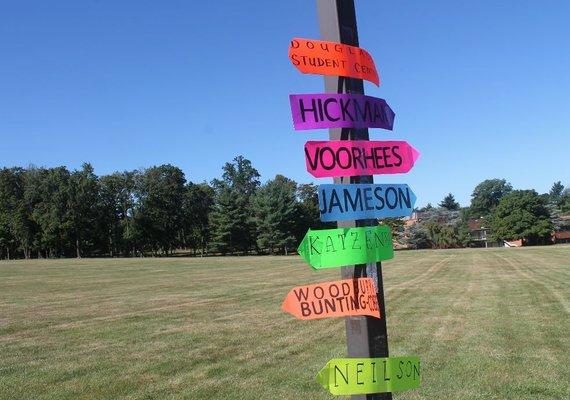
[297,225,393,269]
[316,356,421,395]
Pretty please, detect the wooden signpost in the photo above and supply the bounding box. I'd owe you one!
[282,1,421,398]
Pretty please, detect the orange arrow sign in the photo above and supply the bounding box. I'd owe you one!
[282,278,381,320]
[288,38,380,85]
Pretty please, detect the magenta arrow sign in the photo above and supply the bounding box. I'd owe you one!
[305,140,420,178]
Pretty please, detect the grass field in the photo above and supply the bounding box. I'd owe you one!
[0,247,569,399]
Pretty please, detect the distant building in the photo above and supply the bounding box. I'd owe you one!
[468,218,501,248]
[552,215,570,244]
[503,239,523,247]
[553,231,570,244]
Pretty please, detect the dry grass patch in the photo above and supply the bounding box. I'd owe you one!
[0,247,569,399]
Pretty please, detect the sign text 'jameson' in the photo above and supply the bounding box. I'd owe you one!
[318,183,416,222]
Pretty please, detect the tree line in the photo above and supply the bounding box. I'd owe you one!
[1,156,568,259]
[0,156,328,259]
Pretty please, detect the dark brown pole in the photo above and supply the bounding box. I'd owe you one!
[316,1,392,399]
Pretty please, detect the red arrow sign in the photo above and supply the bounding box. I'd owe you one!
[289,38,380,85]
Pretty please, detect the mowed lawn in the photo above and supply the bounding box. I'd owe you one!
[0,247,568,400]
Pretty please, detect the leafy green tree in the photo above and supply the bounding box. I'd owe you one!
[0,168,20,259]
[470,179,512,217]
[29,167,72,257]
[293,183,326,242]
[209,156,260,255]
[18,167,43,258]
[67,163,100,258]
[489,190,553,245]
[439,193,460,210]
[132,165,187,255]
[99,171,136,256]
[252,175,297,255]
[182,182,214,255]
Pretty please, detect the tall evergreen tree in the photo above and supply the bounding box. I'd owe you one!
[439,193,460,210]
[562,189,570,214]
[252,175,297,254]
[209,156,260,254]
[548,181,565,207]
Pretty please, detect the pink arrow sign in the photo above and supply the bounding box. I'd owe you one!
[305,140,420,178]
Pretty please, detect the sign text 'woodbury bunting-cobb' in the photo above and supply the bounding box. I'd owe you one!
[282,278,380,320]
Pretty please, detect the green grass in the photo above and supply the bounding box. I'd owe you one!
[0,246,569,399]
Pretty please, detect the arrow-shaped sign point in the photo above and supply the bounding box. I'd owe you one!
[315,364,329,390]
[297,230,310,265]
[281,295,294,316]
[297,229,322,269]
[410,145,421,165]
[409,187,418,210]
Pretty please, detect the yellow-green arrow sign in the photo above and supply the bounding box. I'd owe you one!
[316,356,421,395]
[297,225,393,269]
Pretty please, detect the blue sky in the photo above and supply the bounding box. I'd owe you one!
[1,0,569,207]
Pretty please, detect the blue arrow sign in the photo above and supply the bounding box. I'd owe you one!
[318,183,417,222]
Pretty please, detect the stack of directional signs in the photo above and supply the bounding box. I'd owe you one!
[282,37,422,396]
